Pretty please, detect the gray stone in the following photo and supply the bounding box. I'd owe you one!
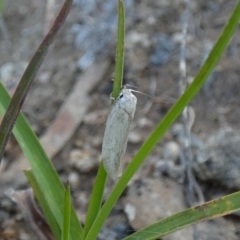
[194,128,240,189]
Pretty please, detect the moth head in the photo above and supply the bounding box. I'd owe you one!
[116,89,137,115]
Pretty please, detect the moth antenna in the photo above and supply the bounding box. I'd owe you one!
[130,89,152,98]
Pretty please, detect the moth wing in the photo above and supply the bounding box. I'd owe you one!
[102,106,133,181]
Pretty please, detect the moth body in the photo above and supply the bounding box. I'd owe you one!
[102,88,137,181]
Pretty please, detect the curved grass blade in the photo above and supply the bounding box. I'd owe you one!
[0,82,83,239]
[124,191,240,240]
[84,1,240,239]
[62,184,71,240]
[83,1,125,238]
[0,0,72,162]
[24,169,61,240]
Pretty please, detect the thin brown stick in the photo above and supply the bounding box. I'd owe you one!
[0,0,73,162]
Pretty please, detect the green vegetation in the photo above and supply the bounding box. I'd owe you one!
[0,0,240,239]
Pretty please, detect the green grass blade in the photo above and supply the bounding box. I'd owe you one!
[84,1,240,239]
[83,163,107,238]
[0,0,4,14]
[124,191,240,240]
[0,82,83,239]
[83,1,125,238]
[0,0,72,162]
[62,184,71,240]
[24,169,61,240]
[112,0,125,99]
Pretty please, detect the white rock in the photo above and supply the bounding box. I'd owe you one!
[163,141,180,162]
[68,172,80,187]
[128,132,142,144]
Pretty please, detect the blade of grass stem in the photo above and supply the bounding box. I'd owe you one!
[83,163,107,238]
[112,0,125,99]
[84,1,240,239]
[0,0,4,13]
[124,191,240,240]
[0,0,72,162]
[83,1,125,237]
[0,82,83,239]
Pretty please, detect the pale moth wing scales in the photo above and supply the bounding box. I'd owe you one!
[102,88,137,181]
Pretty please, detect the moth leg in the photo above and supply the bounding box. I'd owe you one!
[110,93,115,101]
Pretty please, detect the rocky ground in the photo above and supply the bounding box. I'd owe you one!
[0,0,240,239]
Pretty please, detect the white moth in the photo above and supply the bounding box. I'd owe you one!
[102,88,137,181]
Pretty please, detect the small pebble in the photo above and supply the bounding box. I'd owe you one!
[137,117,153,128]
[70,149,98,172]
[128,132,142,144]
[124,203,136,221]
[163,141,180,162]
[68,172,80,187]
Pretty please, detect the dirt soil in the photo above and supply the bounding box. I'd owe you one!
[0,0,240,239]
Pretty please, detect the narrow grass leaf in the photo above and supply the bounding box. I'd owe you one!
[24,169,61,240]
[112,0,125,99]
[83,163,107,238]
[62,184,71,240]
[83,1,125,238]
[124,191,240,239]
[0,82,83,239]
[0,0,4,13]
[0,0,72,162]
[84,1,240,239]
